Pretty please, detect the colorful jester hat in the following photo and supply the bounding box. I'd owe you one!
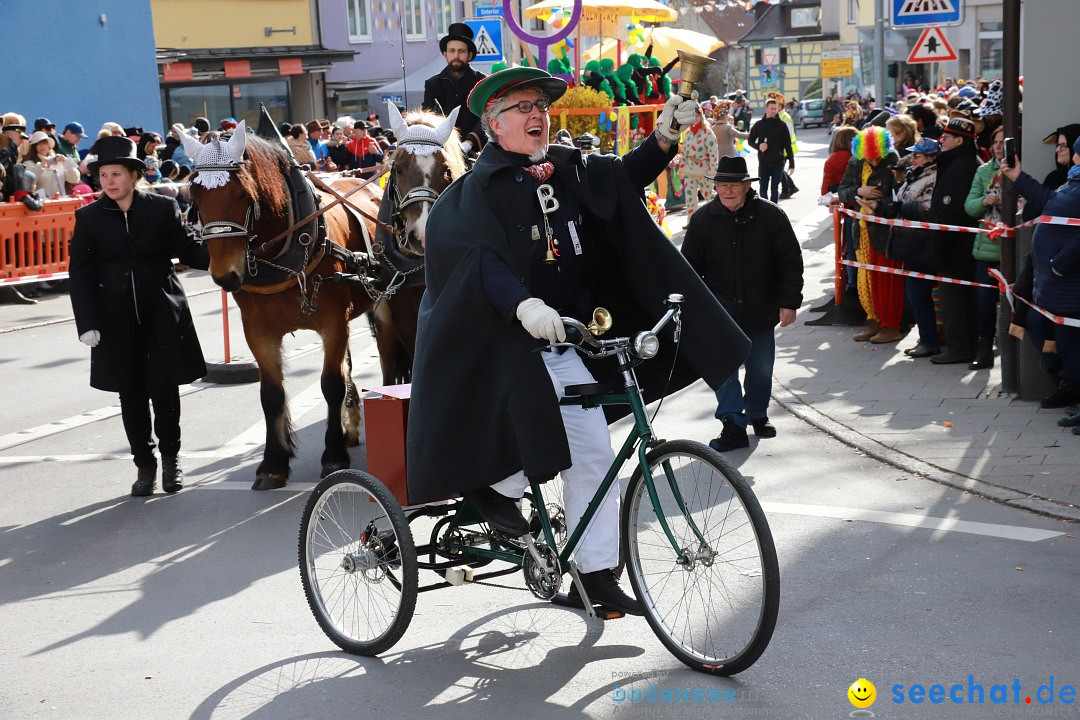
[852,126,894,161]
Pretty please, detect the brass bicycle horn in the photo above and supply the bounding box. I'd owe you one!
[587,307,612,336]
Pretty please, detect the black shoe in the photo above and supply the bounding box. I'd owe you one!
[568,569,643,615]
[930,350,975,365]
[1057,412,1080,427]
[464,487,528,536]
[708,422,749,452]
[905,344,941,358]
[162,456,183,493]
[1041,380,1080,410]
[131,465,157,497]
[750,418,777,438]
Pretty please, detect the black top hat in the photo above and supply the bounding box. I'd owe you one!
[711,155,757,182]
[88,136,146,174]
[440,22,477,57]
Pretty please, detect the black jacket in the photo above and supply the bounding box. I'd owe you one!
[406,138,749,503]
[748,115,794,168]
[837,153,899,254]
[422,64,487,149]
[69,191,209,393]
[929,141,982,276]
[681,190,803,336]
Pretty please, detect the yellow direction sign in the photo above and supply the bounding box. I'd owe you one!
[821,51,853,78]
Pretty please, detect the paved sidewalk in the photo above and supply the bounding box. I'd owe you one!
[4,205,1078,522]
[668,204,1080,523]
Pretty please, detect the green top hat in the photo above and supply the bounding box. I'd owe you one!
[466,67,568,118]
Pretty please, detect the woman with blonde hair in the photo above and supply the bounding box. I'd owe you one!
[22,131,80,198]
[886,114,918,157]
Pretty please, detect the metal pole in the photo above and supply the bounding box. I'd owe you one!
[874,0,886,103]
[999,0,1021,393]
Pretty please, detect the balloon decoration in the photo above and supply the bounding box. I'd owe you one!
[627,16,646,49]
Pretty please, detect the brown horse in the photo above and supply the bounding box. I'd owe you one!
[367,103,467,383]
[180,114,462,489]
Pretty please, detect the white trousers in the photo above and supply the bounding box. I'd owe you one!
[492,349,620,573]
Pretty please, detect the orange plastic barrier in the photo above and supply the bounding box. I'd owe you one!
[0,198,80,284]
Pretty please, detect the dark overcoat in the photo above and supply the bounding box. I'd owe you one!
[929,141,982,277]
[406,141,750,504]
[836,153,899,254]
[68,190,210,393]
[680,190,804,337]
[1031,175,1080,317]
[422,65,487,148]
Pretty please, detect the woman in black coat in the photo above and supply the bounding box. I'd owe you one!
[68,136,210,497]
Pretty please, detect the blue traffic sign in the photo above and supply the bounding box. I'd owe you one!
[891,0,963,28]
[464,18,503,62]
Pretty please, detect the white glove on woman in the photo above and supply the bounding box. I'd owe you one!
[79,330,100,347]
[655,91,699,143]
[516,297,566,343]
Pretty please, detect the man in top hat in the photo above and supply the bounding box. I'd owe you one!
[681,155,803,452]
[406,67,748,615]
[423,22,487,154]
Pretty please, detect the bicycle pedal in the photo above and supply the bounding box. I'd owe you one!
[596,607,625,621]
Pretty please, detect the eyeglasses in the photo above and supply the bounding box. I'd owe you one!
[498,99,551,114]
[1056,143,1069,149]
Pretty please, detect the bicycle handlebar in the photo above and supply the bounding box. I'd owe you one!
[547,293,684,360]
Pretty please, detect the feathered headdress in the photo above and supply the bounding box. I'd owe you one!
[852,126,894,161]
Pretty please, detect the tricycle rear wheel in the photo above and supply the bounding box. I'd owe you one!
[299,469,418,655]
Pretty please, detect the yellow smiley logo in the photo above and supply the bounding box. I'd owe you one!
[848,678,876,709]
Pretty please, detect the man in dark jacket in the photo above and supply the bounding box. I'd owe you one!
[747,98,794,203]
[423,23,486,154]
[682,156,803,451]
[407,68,747,615]
[69,136,210,497]
[928,117,983,364]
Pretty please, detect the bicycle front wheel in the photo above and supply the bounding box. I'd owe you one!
[299,469,418,656]
[621,440,779,675]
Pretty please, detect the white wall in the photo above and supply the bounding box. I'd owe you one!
[1021,0,1080,182]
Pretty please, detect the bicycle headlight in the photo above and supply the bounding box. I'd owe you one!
[632,331,660,359]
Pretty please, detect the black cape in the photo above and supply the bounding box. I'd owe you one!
[406,141,749,504]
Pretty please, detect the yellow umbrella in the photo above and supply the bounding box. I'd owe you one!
[582,27,723,66]
[524,0,678,37]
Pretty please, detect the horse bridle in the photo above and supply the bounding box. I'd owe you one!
[386,148,444,249]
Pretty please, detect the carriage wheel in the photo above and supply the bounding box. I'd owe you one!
[621,440,779,676]
[299,469,418,656]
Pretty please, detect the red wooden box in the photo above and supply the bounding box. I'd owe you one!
[362,384,411,506]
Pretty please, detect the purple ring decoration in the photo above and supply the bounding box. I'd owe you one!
[501,0,582,70]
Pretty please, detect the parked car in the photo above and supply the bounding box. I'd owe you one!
[797,98,826,129]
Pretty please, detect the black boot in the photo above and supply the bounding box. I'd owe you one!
[131,465,157,497]
[568,569,643,615]
[162,456,184,493]
[709,422,749,452]
[968,338,995,370]
[464,487,528,536]
[1041,379,1080,409]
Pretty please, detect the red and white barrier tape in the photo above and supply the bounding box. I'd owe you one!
[987,268,1080,329]
[0,272,68,287]
[840,260,998,288]
[836,206,1072,238]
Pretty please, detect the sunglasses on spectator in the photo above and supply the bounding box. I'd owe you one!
[499,99,551,114]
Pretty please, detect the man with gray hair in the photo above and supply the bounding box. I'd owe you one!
[405,67,748,615]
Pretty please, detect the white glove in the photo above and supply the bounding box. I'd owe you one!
[655,91,699,143]
[460,140,473,153]
[79,330,100,347]
[516,297,566,343]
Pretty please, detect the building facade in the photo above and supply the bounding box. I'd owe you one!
[2,1,162,140]
[153,0,354,129]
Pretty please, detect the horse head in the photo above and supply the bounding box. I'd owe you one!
[182,121,290,292]
[386,102,465,256]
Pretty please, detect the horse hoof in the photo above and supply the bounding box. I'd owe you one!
[252,474,288,491]
[321,463,350,479]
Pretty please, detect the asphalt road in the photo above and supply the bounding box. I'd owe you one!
[1,128,1077,719]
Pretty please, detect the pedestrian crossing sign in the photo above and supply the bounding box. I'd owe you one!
[465,18,503,62]
[892,0,963,28]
